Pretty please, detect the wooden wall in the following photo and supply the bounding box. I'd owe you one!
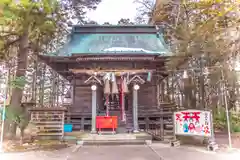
[69,75,158,114]
[138,82,157,108]
[128,82,157,111]
[71,85,92,113]
[70,78,91,113]
[70,78,104,113]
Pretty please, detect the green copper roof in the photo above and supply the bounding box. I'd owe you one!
[48,25,170,56]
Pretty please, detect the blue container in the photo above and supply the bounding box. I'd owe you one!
[64,124,73,132]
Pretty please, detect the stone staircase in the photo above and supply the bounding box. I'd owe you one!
[109,111,128,133]
[138,102,180,142]
[160,102,176,142]
[107,101,181,142]
[122,102,178,142]
[77,132,152,146]
[125,111,133,132]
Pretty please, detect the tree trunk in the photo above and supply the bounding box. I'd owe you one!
[31,56,38,102]
[8,31,29,138]
[39,63,46,106]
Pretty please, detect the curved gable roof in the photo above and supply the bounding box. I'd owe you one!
[46,25,171,56]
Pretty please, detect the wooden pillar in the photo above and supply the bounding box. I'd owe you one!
[80,117,84,131]
[73,76,76,106]
[133,84,140,133]
[145,116,149,130]
[91,84,97,134]
[61,111,65,138]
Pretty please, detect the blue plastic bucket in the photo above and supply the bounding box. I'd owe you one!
[64,124,73,132]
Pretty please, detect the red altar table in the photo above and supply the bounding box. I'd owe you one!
[96,116,118,133]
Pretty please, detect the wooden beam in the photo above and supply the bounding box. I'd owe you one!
[69,69,155,75]
[73,75,76,107]
[72,25,157,34]
[38,54,169,63]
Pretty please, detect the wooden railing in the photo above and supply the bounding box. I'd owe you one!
[146,119,163,140]
[144,106,174,141]
[146,73,184,141]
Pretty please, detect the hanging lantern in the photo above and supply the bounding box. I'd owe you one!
[111,74,118,94]
[104,79,111,94]
[122,77,129,93]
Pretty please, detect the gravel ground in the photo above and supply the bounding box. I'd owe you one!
[215,133,240,149]
[1,143,240,160]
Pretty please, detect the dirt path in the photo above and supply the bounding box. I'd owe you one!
[215,132,240,149]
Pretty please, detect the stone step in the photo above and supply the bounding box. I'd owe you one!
[162,137,175,143]
[127,107,174,111]
[117,126,128,133]
[126,112,173,116]
[159,102,176,105]
[165,125,173,129]
[164,121,173,125]
[161,105,177,109]
[81,139,147,146]
[83,134,137,141]
[164,130,174,135]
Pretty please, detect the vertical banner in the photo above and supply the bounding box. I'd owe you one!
[174,110,212,137]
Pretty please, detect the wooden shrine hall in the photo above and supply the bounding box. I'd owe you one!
[38,25,174,138]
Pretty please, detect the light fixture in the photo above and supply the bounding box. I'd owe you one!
[91,85,97,91]
[133,84,140,90]
[183,70,188,79]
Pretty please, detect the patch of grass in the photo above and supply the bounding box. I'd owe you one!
[213,107,240,133]
[3,139,69,152]
[34,139,62,145]
[232,125,240,133]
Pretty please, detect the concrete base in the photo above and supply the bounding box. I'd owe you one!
[145,140,152,145]
[64,131,152,146]
[90,131,97,134]
[170,140,181,147]
[133,130,139,133]
[207,140,218,151]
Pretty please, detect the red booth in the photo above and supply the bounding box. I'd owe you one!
[96,116,118,133]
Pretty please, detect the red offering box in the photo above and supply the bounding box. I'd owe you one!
[96,116,118,131]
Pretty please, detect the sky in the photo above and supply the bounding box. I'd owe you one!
[87,0,139,24]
